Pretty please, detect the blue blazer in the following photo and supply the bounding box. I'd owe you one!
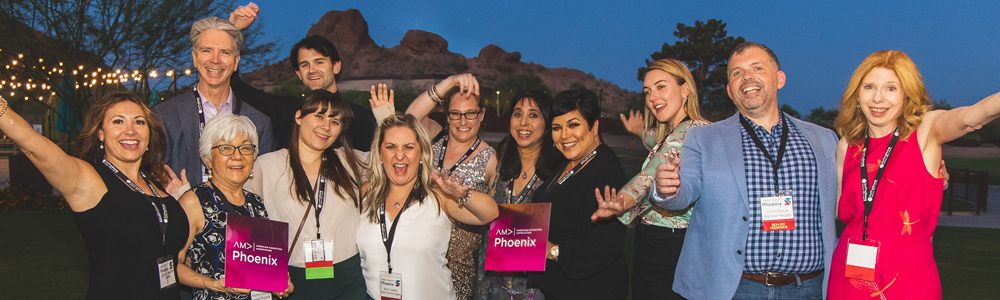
[152,89,275,186]
[651,113,838,300]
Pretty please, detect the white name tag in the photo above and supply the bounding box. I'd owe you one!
[157,255,177,290]
[845,238,879,281]
[760,195,795,231]
[380,271,403,300]
[251,291,273,300]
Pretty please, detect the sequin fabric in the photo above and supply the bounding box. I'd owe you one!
[433,138,495,300]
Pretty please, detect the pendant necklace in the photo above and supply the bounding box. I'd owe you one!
[521,172,527,179]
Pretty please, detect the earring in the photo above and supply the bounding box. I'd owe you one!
[207,169,213,181]
[99,144,103,149]
[249,171,254,179]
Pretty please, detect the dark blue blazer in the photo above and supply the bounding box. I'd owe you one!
[152,89,275,186]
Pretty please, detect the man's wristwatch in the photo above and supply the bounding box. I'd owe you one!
[549,244,559,261]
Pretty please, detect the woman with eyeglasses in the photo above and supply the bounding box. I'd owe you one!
[247,90,369,299]
[176,113,293,299]
[405,73,497,299]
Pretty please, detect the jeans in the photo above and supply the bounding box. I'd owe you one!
[732,272,823,300]
[631,223,686,300]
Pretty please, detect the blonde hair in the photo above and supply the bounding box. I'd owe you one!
[835,50,930,144]
[643,59,706,144]
[363,113,443,223]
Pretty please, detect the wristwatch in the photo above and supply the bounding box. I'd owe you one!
[549,244,559,261]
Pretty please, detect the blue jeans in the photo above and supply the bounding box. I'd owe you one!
[732,272,823,300]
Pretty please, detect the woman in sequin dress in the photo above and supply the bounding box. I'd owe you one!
[406,73,498,299]
[477,90,562,300]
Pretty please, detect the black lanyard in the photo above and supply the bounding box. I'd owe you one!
[506,174,539,204]
[557,147,599,185]
[437,135,481,173]
[193,86,242,180]
[860,128,900,241]
[208,180,251,216]
[379,196,412,274]
[102,159,169,248]
[739,114,789,195]
[304,174,327,239]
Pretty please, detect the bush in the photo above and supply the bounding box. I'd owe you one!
[0,183,67,211]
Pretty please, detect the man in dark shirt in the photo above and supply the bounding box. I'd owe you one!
[229,5,376,151]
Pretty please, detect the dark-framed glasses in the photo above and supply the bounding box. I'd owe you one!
[212,144,256,156]
[447,111,481,120]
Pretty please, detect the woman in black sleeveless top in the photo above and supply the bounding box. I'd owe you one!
[0,93,188,299]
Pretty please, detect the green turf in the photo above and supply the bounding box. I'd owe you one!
[944,157,1000,186]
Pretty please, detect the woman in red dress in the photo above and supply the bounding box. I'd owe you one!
[829,50,1000,299]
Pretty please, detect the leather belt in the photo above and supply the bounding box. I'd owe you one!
[741,269,823,286]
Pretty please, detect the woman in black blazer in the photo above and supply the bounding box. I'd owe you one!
[528,89,628,300]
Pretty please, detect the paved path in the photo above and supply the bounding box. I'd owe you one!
[938,185,1000,229]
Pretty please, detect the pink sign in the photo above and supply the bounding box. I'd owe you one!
[485,203,551,272]
[224,213,289,292]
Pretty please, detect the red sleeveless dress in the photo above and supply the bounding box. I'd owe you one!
[829,130,943,299]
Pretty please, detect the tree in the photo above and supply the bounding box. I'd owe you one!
[640,19,745,121]
[804,107,840,131]
[494,73,552,115]
[0,0,276,138]
[780,104,801,119]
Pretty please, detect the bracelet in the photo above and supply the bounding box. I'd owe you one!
[0,96,8,120]
[549,244,559,261]
[428,85,444,105]
[455,189,472,206]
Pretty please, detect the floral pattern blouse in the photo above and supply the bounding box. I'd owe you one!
[619,119,709,228]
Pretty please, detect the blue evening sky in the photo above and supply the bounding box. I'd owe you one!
[246,0,1000,113]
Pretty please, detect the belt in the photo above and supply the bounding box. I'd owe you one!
[741,269,823,286]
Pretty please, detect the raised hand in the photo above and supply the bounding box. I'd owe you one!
[591,185,626,223]
[620,110,645,137]
[369,83,395,112]
[437,73,480,97]
[164,165,188,196]
[655,157,681,197]
[229,2,259,30]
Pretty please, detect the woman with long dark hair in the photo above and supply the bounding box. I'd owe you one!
[247,90,368,299]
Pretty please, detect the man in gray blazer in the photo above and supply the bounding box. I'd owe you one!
[651,42,838,300]
[152,16,274,186]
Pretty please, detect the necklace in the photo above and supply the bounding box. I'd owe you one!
[521,172,527,179]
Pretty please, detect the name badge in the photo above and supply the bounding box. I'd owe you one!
[157,255,177,290]
[303,238,335,279]
[250,291,273,300]
[379,271,402,300]
[760,195,795,231]
[845,238,880,281]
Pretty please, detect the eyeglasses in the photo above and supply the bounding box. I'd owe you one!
[212,144,256,156]
[447,111,481,120]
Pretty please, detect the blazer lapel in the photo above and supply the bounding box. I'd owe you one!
[180,91,203,184]
[792,118,833,215]
[720,114,750,210]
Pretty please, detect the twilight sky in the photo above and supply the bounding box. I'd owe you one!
[245,0,1000,114]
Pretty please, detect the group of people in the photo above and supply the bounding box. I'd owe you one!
[6,2,1000,300]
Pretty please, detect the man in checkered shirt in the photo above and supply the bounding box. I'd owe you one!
[649,42,839,300]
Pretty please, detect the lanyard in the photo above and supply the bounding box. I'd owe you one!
[437,135,482,173]
[304,174,327,239]
[193,85,241,180]
[557,147,599,185]
[378,196,412,274]
[102,159,169,248]
[739,114,789,194]
[506,174,539,204]
[860,128,900,241]
[208,180,251,216]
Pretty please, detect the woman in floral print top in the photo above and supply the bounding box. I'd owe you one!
[592,59,709,300]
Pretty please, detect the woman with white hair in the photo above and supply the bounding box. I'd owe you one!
[176,113,292,299]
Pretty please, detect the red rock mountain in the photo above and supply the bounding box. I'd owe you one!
[243,9,637,115]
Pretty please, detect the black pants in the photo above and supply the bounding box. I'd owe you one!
[631,223,686,300]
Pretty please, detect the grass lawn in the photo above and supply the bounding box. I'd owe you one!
[944,157,1000,186]
[2,210,997,299]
